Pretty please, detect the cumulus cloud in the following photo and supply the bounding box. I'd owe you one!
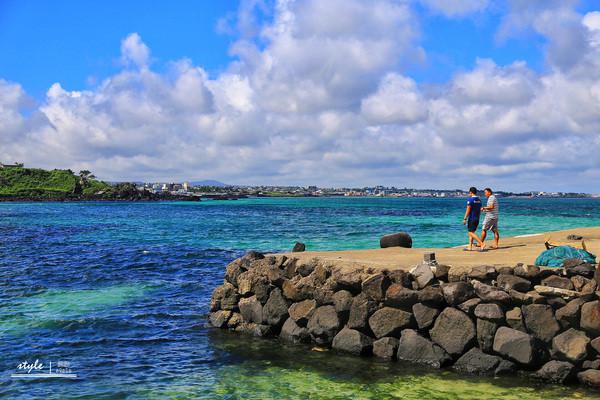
[120,33,151,68]
[498,0,588,71]
[361,73,428,124]
[1,0,600,191]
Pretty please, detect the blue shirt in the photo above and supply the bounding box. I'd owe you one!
[466,196,482,221]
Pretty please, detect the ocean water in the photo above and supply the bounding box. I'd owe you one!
[1,197,600,399]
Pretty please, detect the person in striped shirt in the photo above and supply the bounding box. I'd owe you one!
[481,188,500,249]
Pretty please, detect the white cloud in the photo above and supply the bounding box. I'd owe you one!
[361,73,428,124]
[120,33,151,68]
[2,0,600,192]
[497,0,588,71]
[451,59,537,105]
[0,80,29,144]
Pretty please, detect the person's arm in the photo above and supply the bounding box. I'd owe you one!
[484,198,495,212]
[463,205,471,225]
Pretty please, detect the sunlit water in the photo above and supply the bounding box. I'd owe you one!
[1,197,600,399]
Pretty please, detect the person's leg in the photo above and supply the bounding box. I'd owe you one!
[469,231,484,248]
[467,220,484,250]
[493,228,500,249]
[481,229,488,243]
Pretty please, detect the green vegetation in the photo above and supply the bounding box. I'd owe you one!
[0,166,111,199]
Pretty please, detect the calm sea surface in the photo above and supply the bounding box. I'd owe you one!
[1,197,600,399]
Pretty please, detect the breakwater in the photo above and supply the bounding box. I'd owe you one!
[209,251,600,388]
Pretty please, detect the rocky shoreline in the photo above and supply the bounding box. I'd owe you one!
[208,251,600,388]
[0,193,200,202]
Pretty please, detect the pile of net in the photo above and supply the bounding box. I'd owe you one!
[535,245,596,268]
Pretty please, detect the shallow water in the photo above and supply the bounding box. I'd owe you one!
[1,197,600,399]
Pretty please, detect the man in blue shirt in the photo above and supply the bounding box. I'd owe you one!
[462,187,484,251]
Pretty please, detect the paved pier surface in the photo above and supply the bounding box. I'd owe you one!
[275,226,600,275]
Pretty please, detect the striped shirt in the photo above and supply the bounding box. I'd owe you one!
[485,195,499,220]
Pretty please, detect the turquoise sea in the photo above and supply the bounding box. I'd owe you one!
[1,197,600,399]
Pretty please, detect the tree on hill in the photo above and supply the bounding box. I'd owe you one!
[79,170,96,187]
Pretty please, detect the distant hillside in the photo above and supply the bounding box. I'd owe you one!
[0,166,112,199]
[190,180,228,187]
[0,166,202,201]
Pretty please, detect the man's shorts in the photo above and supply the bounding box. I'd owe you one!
[482,218,498,232]
[467,219,479,232]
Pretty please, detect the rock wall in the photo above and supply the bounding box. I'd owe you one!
[208,251,600,388]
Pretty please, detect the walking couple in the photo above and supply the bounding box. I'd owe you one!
[463,187,500,251]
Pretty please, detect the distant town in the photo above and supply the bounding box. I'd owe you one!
[1,162,596,201]
[140,181,597,200]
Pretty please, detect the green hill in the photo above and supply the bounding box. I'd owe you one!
[0,166,110,199]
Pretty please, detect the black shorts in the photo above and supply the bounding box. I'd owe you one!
[467,219,479,232]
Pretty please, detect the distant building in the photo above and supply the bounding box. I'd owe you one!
[183,182,190,191]
[0,162,24,169]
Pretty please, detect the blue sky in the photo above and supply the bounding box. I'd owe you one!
[0,0,238,98]
[2,0,544,94]
[3,0,598,96]
[1,0,600,191]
